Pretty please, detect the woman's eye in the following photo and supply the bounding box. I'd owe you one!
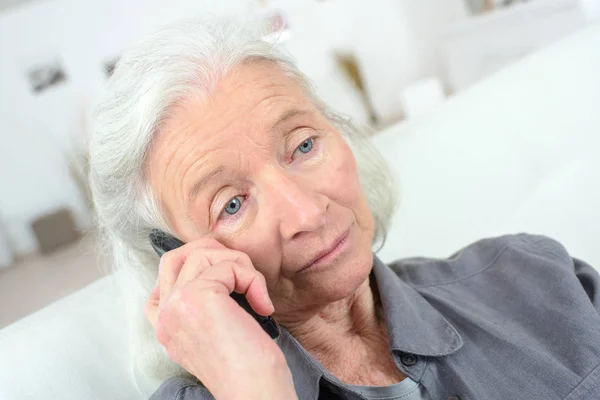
[294,138,313,156]
[224,196,243,215]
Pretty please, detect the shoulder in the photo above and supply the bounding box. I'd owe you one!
[150,376,214,400]
[387,233,573,288]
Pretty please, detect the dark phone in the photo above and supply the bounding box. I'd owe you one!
[149,229,279,339]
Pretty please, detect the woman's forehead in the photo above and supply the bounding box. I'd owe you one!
[147,62,322,194]
[164,62,316,144]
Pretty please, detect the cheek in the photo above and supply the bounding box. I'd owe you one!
[322,142,362,203]
[324,141,374,233]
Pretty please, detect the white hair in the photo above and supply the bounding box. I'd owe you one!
[89,17,396,388]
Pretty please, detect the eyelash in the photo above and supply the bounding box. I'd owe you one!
[217,195,247,223]
[291,137,315,160]
[215,136,318,223]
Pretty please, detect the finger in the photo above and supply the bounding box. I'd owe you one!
[158,251,184,307]
[174,248,254,289]
[173,248,274,315]
[244,272,274,316]
[157,237,226,306]
[171,249,214,291]
[201,248,254,270]
[198,261,274,316]
[180,236,227,256]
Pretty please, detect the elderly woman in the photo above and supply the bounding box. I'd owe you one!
[89,18,600,400]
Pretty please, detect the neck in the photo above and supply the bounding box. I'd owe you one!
[287,276,382,347]
[282,275,404,385]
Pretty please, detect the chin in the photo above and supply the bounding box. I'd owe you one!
[304,246,374,303]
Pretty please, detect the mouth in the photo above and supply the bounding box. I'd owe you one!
[298,227,352,274]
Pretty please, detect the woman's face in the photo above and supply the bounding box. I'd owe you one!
[147,61,374,319]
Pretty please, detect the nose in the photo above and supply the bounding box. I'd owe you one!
[263,170,328,240]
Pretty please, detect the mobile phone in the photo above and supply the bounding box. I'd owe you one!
[149,229,279,339]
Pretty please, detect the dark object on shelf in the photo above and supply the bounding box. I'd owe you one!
[31,208,80,254]
[335,52,379,125]
[104,57,119,77]
[27,62,68,94]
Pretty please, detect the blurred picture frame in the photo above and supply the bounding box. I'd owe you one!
[104,57,119,78]
[27,61,67,94]
[465,0,531,14]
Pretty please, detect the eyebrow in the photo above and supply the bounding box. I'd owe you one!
[187,166,226,203]
[271,109,313,131]
[187,109,313,202]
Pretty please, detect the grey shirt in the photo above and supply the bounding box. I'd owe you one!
[151,234,600,399]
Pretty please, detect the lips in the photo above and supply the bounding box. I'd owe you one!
[299,228,351,273]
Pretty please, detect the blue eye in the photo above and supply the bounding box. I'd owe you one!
[224,196,243,215]
[296,138,313,154]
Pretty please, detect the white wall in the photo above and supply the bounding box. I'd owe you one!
[442,0,588,91]
[581,0,600,21]
[0,0,254,254]
[0,0,467,255]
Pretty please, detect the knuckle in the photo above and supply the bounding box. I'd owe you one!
[157,253,177,277]
[203,237,221,246]
[236,252,253,267]
[160,251,177,267]
[186,248,208,265]
[221,250,253,272]
[192,236,222,249]
[169,287,185,303]
[143,300,154,320]
[154,311,170,346]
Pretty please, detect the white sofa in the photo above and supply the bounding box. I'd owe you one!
[1,24,599,400]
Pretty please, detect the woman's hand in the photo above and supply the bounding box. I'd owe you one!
[145,237,297,400]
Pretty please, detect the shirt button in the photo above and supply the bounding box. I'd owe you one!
[400,353,418,366]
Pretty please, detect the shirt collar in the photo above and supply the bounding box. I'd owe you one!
[372,255,463,356]
[278,255,463,399]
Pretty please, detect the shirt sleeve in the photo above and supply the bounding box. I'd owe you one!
[574,257,600,312]
[149,376,214,400]
[523,233,600,313]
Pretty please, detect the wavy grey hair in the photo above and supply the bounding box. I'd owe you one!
[89,17,396,389]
